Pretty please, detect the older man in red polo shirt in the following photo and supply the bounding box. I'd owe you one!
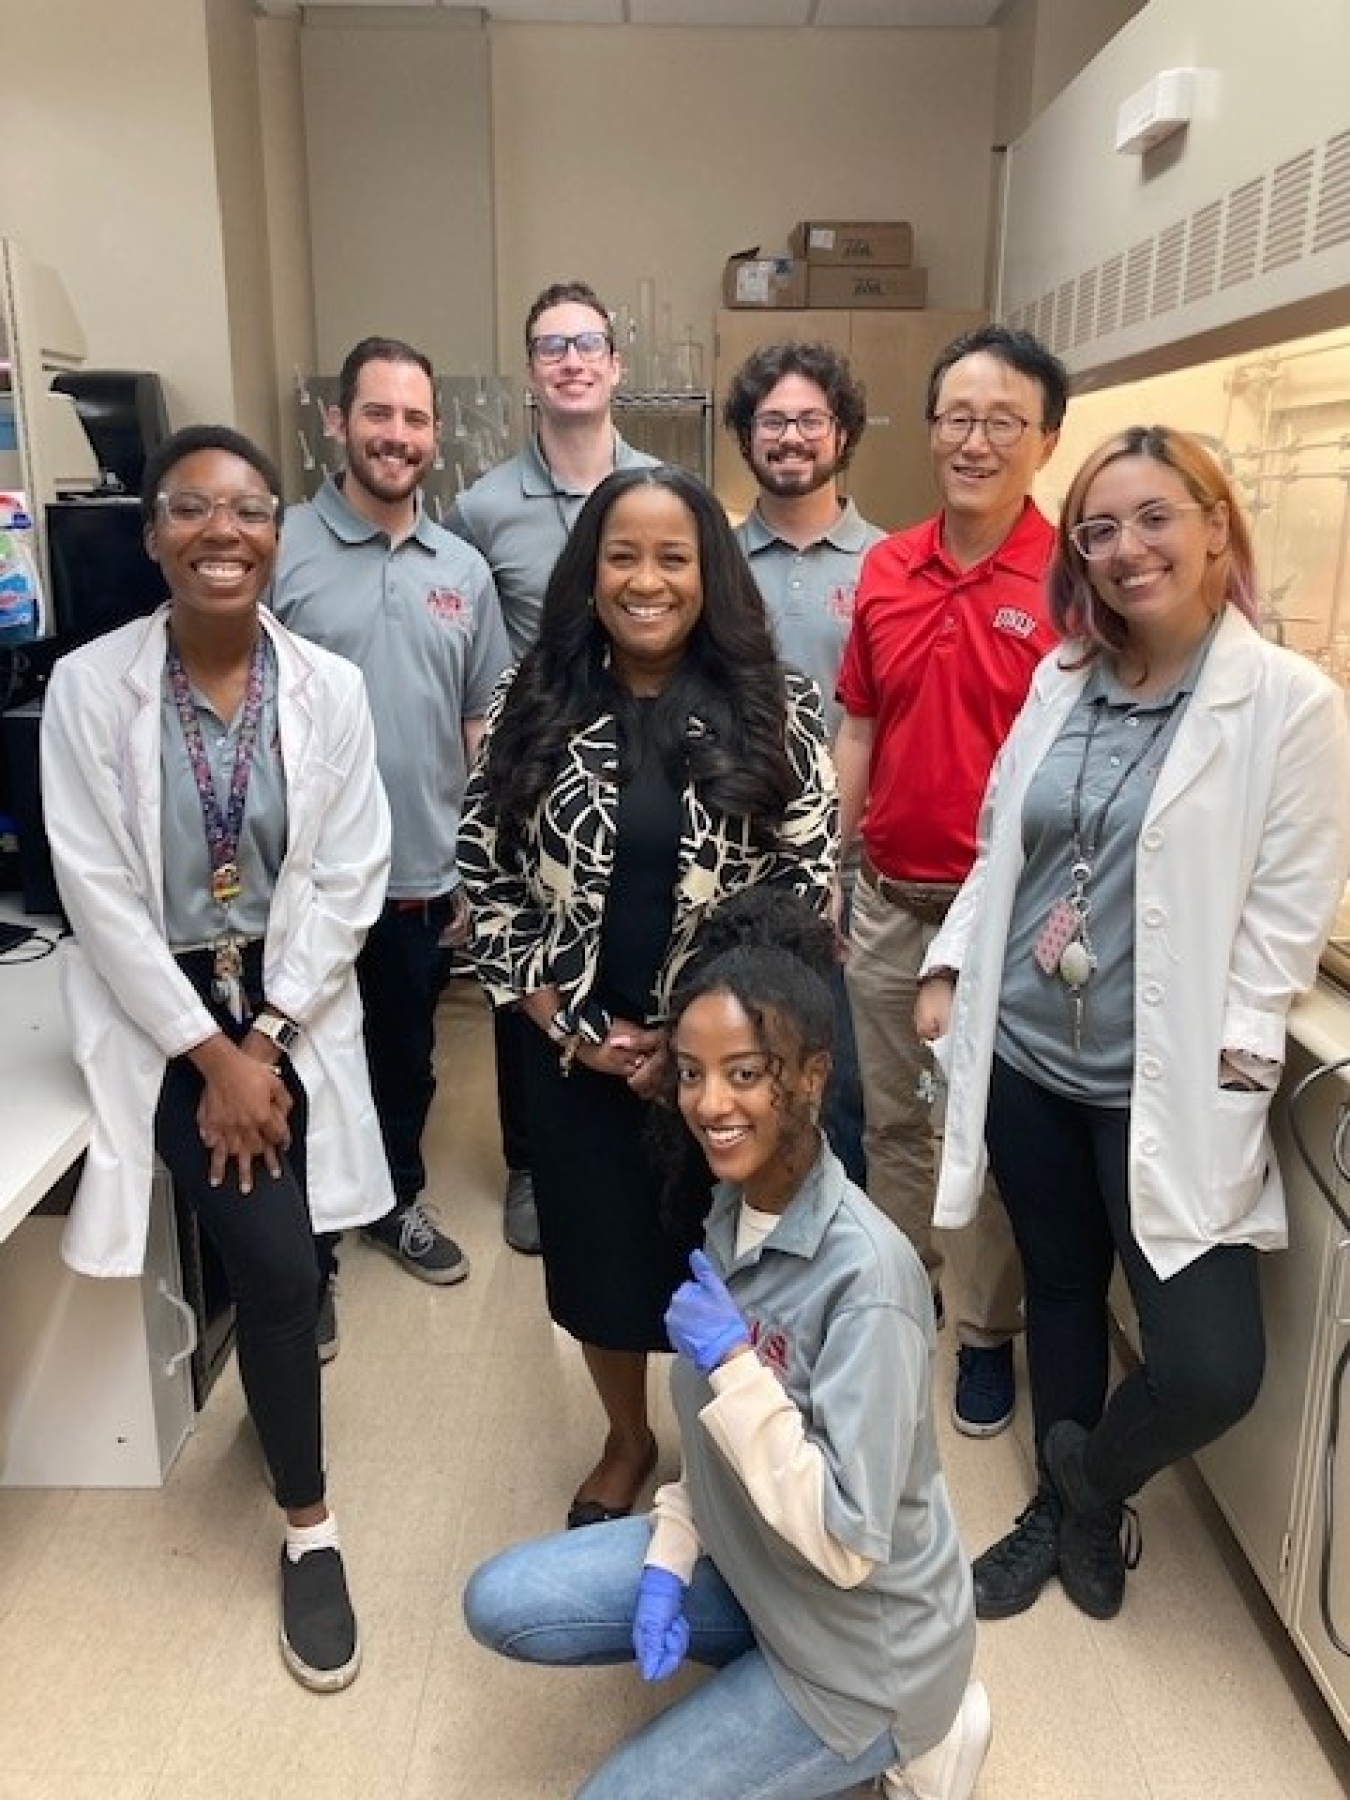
[836,324,1068,1438]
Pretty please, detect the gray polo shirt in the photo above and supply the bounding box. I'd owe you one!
[997,640,1210,1103]
[675,1144,973,1762]
[735,500,885,740]
[447,431,657,658]
[271,475,509,900]
[161,635,285,948]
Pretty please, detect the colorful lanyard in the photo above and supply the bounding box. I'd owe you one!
[167,631,267,910]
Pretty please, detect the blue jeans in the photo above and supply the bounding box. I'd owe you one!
[463,1517,898,1800]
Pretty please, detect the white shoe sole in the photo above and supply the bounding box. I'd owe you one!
[883,1678,992,1800]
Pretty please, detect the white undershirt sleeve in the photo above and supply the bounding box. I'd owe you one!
[700,1350,873,1588]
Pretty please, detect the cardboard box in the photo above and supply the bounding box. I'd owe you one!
[790,220,915,267]
[722,253,808,309]
[806,265,928,310]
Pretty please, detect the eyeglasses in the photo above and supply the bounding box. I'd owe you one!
[930,410,1035,449]
[750,410,837,442]
[1068,501,1207,560]
[157,490,280,529]
[528,330,614,364]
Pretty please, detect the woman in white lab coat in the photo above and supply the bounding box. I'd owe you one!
[916,425,1350,1625]
[41,424,391,1692]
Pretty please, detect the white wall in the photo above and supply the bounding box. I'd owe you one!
[301,10,495,373]
[0,0,237,427]
[486,26,997,372]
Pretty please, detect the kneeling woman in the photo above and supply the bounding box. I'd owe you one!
[41,424,393,1690]
[464,890,987,1800]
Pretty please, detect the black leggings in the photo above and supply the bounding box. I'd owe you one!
[156,952,324,1511]
[985,1056,1265,1503]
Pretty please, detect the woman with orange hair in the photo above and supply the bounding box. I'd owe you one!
[916,425,1350,1624]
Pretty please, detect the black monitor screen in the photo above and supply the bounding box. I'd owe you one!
[45,498,167,648]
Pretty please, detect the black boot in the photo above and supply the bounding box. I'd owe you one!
[971,1489,1061,1619]
[1044,1419,1141,1620]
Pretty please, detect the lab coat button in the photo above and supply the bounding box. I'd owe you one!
[1140,1136,1160,1156]
[1140,1057,1162,1079]
[1142,829,1164,851]
[1143,984,1163,1004]
[1143,906,1165,927]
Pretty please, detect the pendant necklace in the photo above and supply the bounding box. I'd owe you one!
[167,631,267,1021]
[1033,693,1177,1051]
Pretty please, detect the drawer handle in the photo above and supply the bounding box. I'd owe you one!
[158,1280,199,1376]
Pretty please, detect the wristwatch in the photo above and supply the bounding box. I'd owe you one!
[252,1010,300,1056]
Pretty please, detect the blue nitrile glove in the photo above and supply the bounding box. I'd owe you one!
[632,1564,690,1682]
[665,1248,750,1375]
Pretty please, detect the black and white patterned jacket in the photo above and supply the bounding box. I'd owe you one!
[458,669,838,1032]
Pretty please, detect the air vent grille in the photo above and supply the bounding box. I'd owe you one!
[1313,128,1350,253]
[1005,125,1350,363]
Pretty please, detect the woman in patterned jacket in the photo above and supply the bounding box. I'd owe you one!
[459,463,837,1530]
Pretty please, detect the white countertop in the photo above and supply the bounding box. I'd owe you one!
[0,905,90,1242]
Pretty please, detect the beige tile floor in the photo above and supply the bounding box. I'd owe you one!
[2,978,1348,1799]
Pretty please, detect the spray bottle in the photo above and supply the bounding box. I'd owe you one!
[0,492,43,645]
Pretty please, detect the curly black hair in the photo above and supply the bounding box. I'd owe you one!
[479,465,797,862]
[655,888,836,1243]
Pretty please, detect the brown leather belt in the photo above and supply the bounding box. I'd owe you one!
[859,855,960,924]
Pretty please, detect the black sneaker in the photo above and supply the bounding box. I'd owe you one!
[1044,1420,1142,1619]
[279,1546,361,1691]
[952,1341,1015,1437]
[972,1492,1061,1620]
[316,1276,338,1365]
[362,1199,469,1285]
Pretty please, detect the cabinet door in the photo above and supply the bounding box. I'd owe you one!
[1195,1037,1342,1610]
[846,308,986,531]
[712,309,850,522]
[712,307,987,533]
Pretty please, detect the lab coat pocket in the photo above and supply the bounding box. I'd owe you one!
[1206,1086,1273,1231]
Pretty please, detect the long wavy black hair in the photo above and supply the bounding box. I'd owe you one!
[479,464,797,861]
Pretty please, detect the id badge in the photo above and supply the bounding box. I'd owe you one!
[1033,898,1080,976]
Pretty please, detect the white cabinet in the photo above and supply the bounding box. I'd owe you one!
[1196,1016,1350,1734]
[0,1164,196,1487]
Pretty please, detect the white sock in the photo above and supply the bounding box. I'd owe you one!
[285,1511,341,1563]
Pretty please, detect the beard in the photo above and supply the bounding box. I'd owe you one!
[750,446,844,500]
[345,437,428,506]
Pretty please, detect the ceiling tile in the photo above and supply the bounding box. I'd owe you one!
[629,0,811,23]
[810,0,1004,23]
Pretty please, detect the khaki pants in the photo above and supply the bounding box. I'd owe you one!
[845,870,1023,1347]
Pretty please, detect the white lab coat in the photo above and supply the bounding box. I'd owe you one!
[925,606,1350,1280]
[41,603,394,1277]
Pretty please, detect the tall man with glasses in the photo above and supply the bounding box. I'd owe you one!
[722,339,884,1188]
[836,324,1069,1437]
[273,336,510,1308]
[449,280,656,1255]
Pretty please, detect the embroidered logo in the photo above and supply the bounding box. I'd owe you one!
[749,1319,791,1378]
[992,605,1038,639]
[828,582,857,622]
[426,586,468,625]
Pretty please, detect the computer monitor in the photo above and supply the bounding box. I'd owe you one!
[45,497,167,647]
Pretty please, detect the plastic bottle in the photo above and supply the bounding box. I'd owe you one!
[0,494,43,645]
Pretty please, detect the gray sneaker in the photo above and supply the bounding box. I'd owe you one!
[503,1168,542,1255]
[361,1199,469,1285]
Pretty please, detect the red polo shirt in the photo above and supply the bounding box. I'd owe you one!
[837,499,1058,883]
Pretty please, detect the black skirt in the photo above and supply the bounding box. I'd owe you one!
[522,1021,698,1351]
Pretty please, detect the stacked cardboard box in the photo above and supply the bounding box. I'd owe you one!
[790,220,926,310]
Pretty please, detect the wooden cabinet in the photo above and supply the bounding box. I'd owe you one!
[712,306,987,533]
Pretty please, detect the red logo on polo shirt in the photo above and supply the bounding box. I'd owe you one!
[426,586,468,624]
[992,605,1038,638]
[828,582,857,622]
[749,1320,791,1378]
